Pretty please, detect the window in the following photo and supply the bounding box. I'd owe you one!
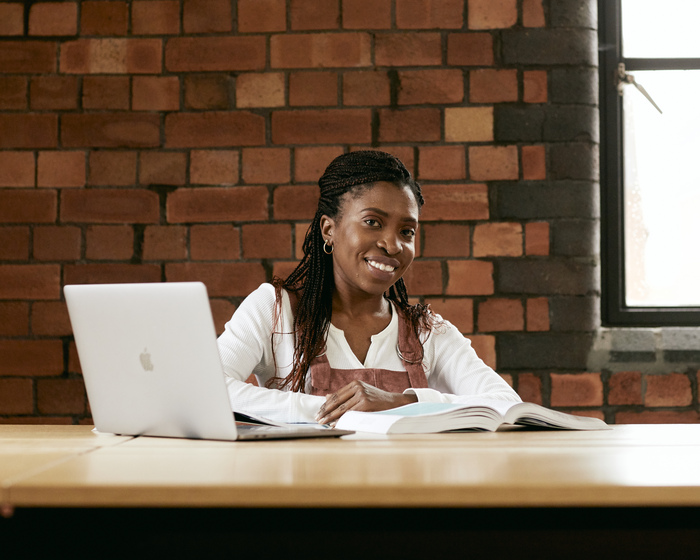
[599,0,700,325]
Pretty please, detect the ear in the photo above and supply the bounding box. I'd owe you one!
[319,214,335,244]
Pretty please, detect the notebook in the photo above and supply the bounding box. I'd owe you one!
[64,282,352,441]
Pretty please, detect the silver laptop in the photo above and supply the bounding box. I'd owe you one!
[64,282,352,441]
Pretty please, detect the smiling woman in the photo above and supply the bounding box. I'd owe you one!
[217,151,521,425]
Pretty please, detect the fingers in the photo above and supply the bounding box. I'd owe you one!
[315,381,366,425]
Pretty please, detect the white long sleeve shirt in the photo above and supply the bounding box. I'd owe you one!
[217,283,520,423]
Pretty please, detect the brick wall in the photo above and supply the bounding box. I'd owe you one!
[0,0,697,425]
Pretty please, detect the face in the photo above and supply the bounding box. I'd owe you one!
[320,181,420,299]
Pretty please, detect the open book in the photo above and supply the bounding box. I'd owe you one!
[334,398,610,434]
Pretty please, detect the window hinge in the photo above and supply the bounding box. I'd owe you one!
[617,62,663,114]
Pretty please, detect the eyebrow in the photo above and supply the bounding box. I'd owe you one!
[361,207,418,224]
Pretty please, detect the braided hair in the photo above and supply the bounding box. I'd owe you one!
[271,150,432,392]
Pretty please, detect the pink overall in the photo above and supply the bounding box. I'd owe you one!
[308,313,429,396]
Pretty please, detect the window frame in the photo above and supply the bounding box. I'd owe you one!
[599,0,700,326]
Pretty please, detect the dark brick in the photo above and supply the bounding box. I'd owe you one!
[549,142,599,181]
[549,0,597,29]
[497,333,594,370]
[551,219,599,257]
[663,350,700,364]
[497,259,598,296]
[494,181,600,219]
[502,29,597,66]
[549,296,600,332]
[550,68,598,104]
[610,351,656,363]
[494,105,544,143]
[543,106,599,143]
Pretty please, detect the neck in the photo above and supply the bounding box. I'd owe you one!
[331,288,390,320]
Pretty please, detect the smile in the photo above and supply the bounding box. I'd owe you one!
[366,259,397,273]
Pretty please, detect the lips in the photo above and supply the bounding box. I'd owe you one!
[365,257,400,273]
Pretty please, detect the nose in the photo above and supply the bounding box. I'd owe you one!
[377,232,401,255]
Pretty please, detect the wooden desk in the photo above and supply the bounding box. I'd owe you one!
[2,424,700,558]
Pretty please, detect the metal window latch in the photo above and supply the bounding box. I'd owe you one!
[617,62,663,114]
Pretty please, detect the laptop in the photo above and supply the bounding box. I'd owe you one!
[64,282,352,441]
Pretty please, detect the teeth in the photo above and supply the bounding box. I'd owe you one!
[367,259,396,272]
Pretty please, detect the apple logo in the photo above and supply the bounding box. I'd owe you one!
[139,348,154,371]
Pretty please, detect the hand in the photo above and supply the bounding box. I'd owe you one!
[315,380,418,426]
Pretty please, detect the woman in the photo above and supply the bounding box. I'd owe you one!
[218,150,520,424]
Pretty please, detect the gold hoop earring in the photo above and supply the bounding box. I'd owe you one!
[323,241,333,255]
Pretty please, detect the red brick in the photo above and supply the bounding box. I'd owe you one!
[31,301,72,336]
[0,76,26,109]
[343,71,391,106]
[422,223,471,258]
[190,225,241,261]
[166,36,265,72]
[645,373,692,407]
[165,263,266,297]
[0,3,24,35]
[0,227,29,260]
[424,297,474,333]
[139,151,187,186]
[403,260,443,295]
[378,108,441,143]
[526,297,549,331]
[608,371,643,405]
[418,146,466,181]
[29,2,78,35]
[0,190,57,224]
[165,112,265,148]
[398,69,464,105]
[86,225,134,260]
[354,146,416,174]
[445,107,493,142]
[0,151,34,187]
[88,151,137,186]
[0,302,29,336]
[142,225,187,261]
[522,0,546,27]
[478,298,523,332]
[0,339,63,376]
[375,33,442,66]
[81,1,129,35]
[396,0,464,29]
[420,184,489,221]
[242,148,291,184]
[33,226,82,261]
[517,373,542,404]
[0,378,33,415]
[523,70,548,103]
[522,145,546,180]
[167,186,268,223]
[37,379,87,415]
[183,0,232,33]
[184,75,232,110]
[0,41,56,73]
[272,109,371,144]
[273,261,300,281]
[290,0,339,30]
[294,146,345,182]
[0,114,57,149]
[447,33,494,66]
[83,76,130,110]
[473,222,522,257]
[133,76,180,111]
[37,151,86,188]
[210,299,238,335]
[289,71,338,107]
[60,38,162,74]
[446,260,493,295]
[30,76,79,110]
[343,0,392,29]
[273,185,321,220]
[615,410,700,424]
[551,373,603,407]
[295,222,311,259]
[469,145,519,181]
[242,223,293,259]
[62,114,160,148]
[236,73,285,108]
[64,264,161,285]
[525,221,549,256]
[468,0,517,29]
[470,69,518,103]
[271,33,371,68]
[191,150,239,185]
[132,0,180,35]
[237,0,286,33]
[467,334,496,369]
[60,189,159,224]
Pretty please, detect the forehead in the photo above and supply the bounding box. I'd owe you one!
[340,181,419,218]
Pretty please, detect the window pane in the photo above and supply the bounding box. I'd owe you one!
[623,70,700,306]
[622,0,700,58]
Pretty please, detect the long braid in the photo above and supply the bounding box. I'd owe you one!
[270,150,431,392]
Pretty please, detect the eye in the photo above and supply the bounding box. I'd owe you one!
[402,228,416,239]
[364,218,380,227]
